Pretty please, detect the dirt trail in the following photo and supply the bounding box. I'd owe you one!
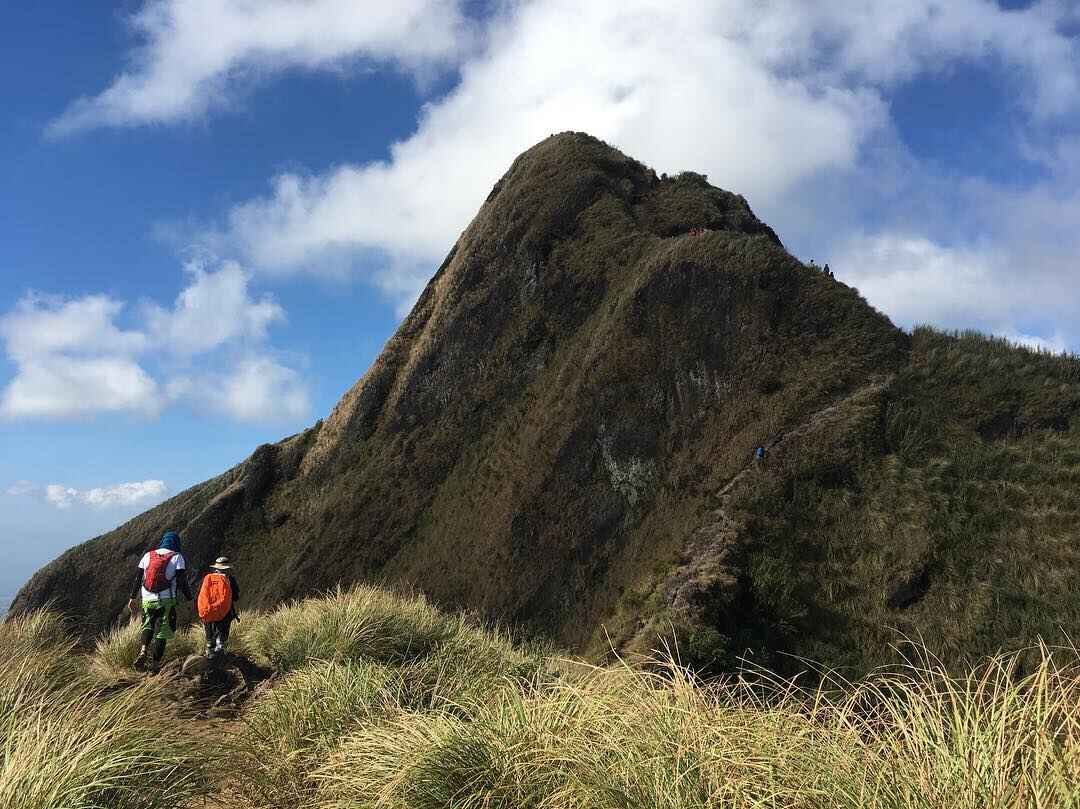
[153,653,275,809]
[666,378,892,615]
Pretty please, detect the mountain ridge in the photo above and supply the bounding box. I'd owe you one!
[12,132,1080,674]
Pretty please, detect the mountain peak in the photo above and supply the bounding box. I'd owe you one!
[13,135,1080,677]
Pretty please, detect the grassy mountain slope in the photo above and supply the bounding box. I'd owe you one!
[11,132,1080,675]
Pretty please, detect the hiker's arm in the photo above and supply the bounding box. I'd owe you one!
[230,576,240,602]
[129,569,143,600]
[176,570,194,601]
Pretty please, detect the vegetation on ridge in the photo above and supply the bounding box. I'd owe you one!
[664,325,1080,674]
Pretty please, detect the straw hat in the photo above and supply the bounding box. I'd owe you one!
[210,556,232,571]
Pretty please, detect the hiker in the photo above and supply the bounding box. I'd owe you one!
[754,445,767,463]
[824,263,833,278]
[128,530,192,672]
[197,556,240,659]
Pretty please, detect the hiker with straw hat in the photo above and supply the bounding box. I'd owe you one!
[196,556,240,659]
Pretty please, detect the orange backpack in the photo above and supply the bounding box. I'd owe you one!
[197,572,233,622]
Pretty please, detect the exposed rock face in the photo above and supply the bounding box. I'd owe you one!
[13,133,1080,674]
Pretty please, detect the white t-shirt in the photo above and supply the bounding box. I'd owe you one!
[138,549,187,602]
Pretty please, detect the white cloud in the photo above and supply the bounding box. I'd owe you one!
[45,1,1080,350]
[830,233,1078,351]
[203,0,1079,315]
[170,356,310,423]
[220,0,886,287]
[0,263,307,422]
[5,481,37,497]
[831,234,1003,327]
[48,0,471,135]
[42,480,168,510]
[0,294,147,361]
[740,1,1080,118]
[144,260,284,355]
[999,331,1071,355]
[6,479,168,510]
[1,355,163,420]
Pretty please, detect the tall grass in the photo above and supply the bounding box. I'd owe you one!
[194,588,1078,809]
[89,620,202,681]
[307,645,1079,809]
[9,589,1078,808]
[226,588,550,806]
[0,612,210,809]
[242,585,479,671]
[231,659,403,808]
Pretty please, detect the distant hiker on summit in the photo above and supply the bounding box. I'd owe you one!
[128,530,192,672]
[197,556,240,660]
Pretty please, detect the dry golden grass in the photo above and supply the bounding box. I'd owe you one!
[219,589,1080,809]
[0,612,210,809]
[7,589,1079,808]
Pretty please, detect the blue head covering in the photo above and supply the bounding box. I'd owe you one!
[159,531,181,552]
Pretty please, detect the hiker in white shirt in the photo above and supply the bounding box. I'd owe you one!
[126,530,193,672]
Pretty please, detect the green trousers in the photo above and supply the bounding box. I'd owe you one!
[140,597,177,642]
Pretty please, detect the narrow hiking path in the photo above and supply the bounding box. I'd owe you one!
[666,377,893,614]
[181,716,247,809]
[146,653,276,809]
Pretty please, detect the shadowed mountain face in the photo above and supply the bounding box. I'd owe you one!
[13,133,1080,674]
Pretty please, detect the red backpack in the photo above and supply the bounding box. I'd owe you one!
[197,573,233,622]
[142,550,176,593]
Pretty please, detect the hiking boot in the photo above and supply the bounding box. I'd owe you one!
[133,645,149,672]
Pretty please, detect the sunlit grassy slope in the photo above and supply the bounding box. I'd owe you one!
[6,586,1078,809]
[678,326,1080,674]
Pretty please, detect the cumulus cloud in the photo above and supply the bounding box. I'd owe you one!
[738,1,1080,118]
[43,480,168,510]
[48,0,471,135]
[145,260,284,355]
[0,294,147,361]
[830,232,1078,353]
[220,0,888,286]
[199,0,1080,322]
[0,263,308,422]
[6,479,168,510]
[51,1,1080,348]
[5,481,37,497]
[168,356,310,423]
[1,355,163,420]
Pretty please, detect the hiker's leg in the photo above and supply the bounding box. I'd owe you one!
[213,617,232,652]
[150,600,177,663]
[204,622,214,655]
[219,616,232,646]
[140,604,159,647]
[135,605,161,670]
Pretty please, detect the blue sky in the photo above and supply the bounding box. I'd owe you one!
[2,0,1079,606]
